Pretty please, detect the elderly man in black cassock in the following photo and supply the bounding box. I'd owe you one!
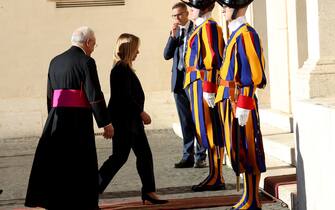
[25,26,114,210]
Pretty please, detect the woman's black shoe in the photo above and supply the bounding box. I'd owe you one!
[141,193,168,205]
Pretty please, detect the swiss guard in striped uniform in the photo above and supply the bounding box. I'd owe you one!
[181,0,226,191]
[215,0,267,209]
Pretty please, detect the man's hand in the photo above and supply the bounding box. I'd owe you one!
[171,23,179,38]
[203,92,215,108]
[235,107,250,126]
[140,111,151,125]
[103,123,114,139]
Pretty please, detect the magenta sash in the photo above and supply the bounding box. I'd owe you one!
[52,89,90,108]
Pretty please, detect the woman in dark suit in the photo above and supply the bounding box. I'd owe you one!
[98,33,168,205]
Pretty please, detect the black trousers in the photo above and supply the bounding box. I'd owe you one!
[98,123,156,193]
[174,89,207,162]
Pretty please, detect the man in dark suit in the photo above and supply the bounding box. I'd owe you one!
[164,2,206,168]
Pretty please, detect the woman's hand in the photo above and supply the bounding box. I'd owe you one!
[103,123,114,139]
[140,111,151,125]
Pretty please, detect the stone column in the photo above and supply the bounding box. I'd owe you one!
[251,0,271,107]
[296,0,335,99]
[295,1,335,210]
[265,0,291,113]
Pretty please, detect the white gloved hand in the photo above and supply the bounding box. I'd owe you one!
[235,107,250,126]
[203,92,215,108]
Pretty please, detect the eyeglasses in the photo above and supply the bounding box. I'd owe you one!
[171,12,186,19]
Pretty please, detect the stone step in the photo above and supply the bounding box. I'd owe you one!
[278,184,297,210]
[259,108,293,133]
[261,123,296,166]
[260,123,297,209]
[261,155,296,210]
[263,133,296,166]
[261,155,296,188]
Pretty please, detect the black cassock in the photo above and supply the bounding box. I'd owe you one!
[25,46,109,210]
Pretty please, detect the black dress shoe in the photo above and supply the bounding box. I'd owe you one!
[194,159,207,168]
[174,159,194,168]
[141,193,168,205]
[191,183,226,192]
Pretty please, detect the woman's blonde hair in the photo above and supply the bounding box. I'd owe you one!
[113,33,140,67]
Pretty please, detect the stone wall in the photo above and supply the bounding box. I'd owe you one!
[0,0,221,138]
[295,98,335,210]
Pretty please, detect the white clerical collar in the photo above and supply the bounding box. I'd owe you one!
[228,16,247,32]
[195,12,212,26]
[73,44,87,55]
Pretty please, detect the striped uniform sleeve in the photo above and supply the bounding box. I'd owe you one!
[235,30,266,110]
[201,21,224,93]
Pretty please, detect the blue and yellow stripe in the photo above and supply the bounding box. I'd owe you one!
[216,24,266,174]
[184,18,225,187]
[216,23,266,210]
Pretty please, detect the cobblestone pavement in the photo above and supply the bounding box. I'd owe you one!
[0,129,288,210]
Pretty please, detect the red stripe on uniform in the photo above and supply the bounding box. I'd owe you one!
[205,22,215,57]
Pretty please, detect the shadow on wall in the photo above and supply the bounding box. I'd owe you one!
[296,123,306,210]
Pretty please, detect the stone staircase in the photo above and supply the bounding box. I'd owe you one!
[260,109,297,210]
[261,125,296,210]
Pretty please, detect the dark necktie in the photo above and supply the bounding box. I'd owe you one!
[179,28,185,44]
[178,28,186,70]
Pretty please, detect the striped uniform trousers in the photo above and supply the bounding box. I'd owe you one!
[218,98,264,209]
[216,23,267,209]
[184,18,226,188]
[187,79,225,187]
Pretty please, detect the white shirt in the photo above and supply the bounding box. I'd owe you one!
[177,20,192,70]
[179,20,191,36]
[228,16,247,32]
[180,20,191,59]
[195,12,212,26]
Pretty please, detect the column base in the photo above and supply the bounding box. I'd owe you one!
[296,58,335,99]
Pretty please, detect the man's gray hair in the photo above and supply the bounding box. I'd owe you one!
[71,26,95,45]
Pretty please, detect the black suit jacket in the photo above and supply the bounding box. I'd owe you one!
[163,21,193,93]
[107,61,144,132]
